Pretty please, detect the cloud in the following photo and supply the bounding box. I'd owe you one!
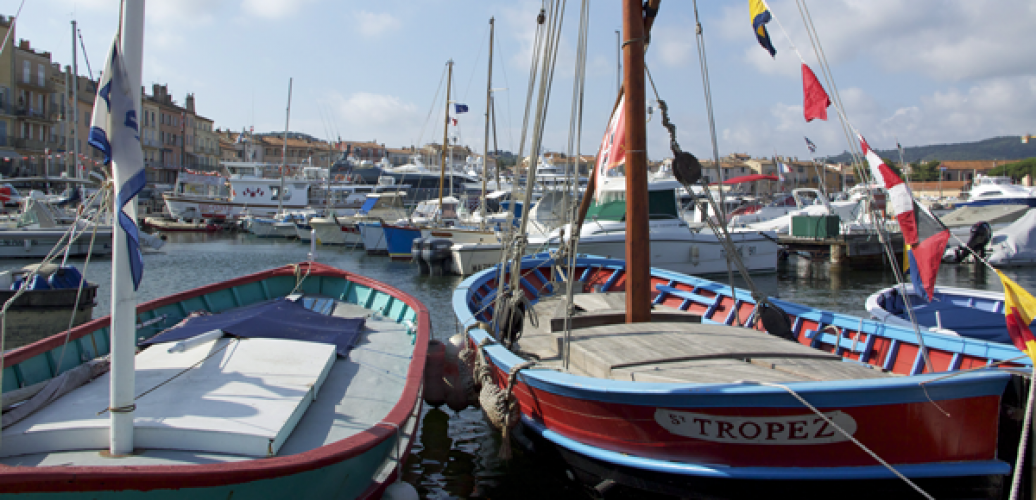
[718,0,1036,82]
[240,0,314,20]
[653,25,694,68]
[354,11,400,38]
[327,92,422,146]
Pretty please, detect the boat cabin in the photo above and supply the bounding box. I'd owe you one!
[586,180,682,222]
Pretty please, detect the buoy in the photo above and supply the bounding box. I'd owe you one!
[382,482,418,500]
[423,340,446,408]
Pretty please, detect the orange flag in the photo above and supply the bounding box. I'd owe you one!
[998,271,1036,361]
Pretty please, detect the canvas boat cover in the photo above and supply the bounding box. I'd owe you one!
[142,298,366,356]
[358,197,378,215]
[988,209,1036,266]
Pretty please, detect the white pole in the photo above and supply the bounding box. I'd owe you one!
[109,0,145,457]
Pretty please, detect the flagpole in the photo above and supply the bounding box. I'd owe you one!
[109,0,145,457]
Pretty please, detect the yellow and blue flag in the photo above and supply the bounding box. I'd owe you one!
[749,0,776,58]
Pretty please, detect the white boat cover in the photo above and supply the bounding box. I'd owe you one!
[0,338,336,458]
[988,209,1036,266]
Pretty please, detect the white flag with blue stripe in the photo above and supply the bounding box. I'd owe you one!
[89,39,145,290]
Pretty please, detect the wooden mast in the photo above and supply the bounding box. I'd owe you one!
[438,61,453,226]
[622,0,650,323]
[574,0,659,236]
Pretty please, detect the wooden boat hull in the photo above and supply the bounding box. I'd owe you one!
[0,263,429,498]
[452,254,1022,491]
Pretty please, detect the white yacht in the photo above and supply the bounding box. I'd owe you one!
[956,174,1036,208]
[163,162,376,220]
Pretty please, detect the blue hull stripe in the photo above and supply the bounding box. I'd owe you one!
[523,416,1010,480]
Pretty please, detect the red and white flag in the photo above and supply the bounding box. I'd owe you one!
[594,95,627,200]
[859,134,918,245]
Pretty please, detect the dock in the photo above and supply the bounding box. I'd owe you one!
[776,231,904,267]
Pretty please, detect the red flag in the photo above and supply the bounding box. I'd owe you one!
[860,135,917,245]
[594,94,627,200]
[909,229,950,300]
[802,64,831,122]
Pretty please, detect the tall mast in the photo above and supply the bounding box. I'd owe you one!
[480,19,495,231]
[279,78,293,215]
[110,0,145,457]
[438,60,453,225]
[71,19,79,178]
[622,0,650,323]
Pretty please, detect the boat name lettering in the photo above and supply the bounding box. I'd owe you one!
[654,409,856,445]
[0,239,35,246]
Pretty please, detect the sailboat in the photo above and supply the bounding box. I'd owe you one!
[381,60,499,261]
[0,5,427,498]
[450,2,1026,497]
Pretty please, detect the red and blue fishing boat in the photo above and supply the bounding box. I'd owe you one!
[452,253,1027,497]
[449,1,1029,497]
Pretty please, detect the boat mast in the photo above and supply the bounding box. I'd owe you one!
[110,0,145,457]
[438,60,453,226]
[622,0,650,323]
[480,18,495,231]
[71,19,79,179]
[279,78,293,216]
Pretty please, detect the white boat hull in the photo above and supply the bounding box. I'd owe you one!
[358,222,388,255]
[310,219,361,245]
[0,230,113,258]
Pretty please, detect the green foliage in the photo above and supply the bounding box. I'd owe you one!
[827,136,1035,163]
[905,160,941,181]
[990,157,1036,180]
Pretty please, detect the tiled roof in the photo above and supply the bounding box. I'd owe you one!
[938,160,1000,171]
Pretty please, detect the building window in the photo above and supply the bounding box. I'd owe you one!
[37,64,44,87]
[22,60,29,84]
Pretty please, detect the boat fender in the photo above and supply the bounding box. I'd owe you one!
[672,150,702,185]
[383,482,418,500]
[475,338,535,460]
[423,339,447,408]
[758,301,795,341]
[458,323,492,404]
[497,299,525,349]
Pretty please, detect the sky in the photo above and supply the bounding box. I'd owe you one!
[8,0,1036,162]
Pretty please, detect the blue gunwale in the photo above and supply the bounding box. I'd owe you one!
[453,253,1017,480]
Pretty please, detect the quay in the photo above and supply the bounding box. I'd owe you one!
[777,232,905,266]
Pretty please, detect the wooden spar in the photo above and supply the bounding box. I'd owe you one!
[623,0,650,323]
[480,19,495,232]
[438,61,453,226]
[574,0,660,233]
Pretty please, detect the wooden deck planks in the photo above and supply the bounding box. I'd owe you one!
[518,295,891,385]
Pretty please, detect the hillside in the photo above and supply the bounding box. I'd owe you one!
[825,136,1035,164]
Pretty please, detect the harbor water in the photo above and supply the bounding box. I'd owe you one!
[8,232,1035,499]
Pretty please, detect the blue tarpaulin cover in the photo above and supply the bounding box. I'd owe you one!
[141,298,366,356]
[358,197,378,215]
